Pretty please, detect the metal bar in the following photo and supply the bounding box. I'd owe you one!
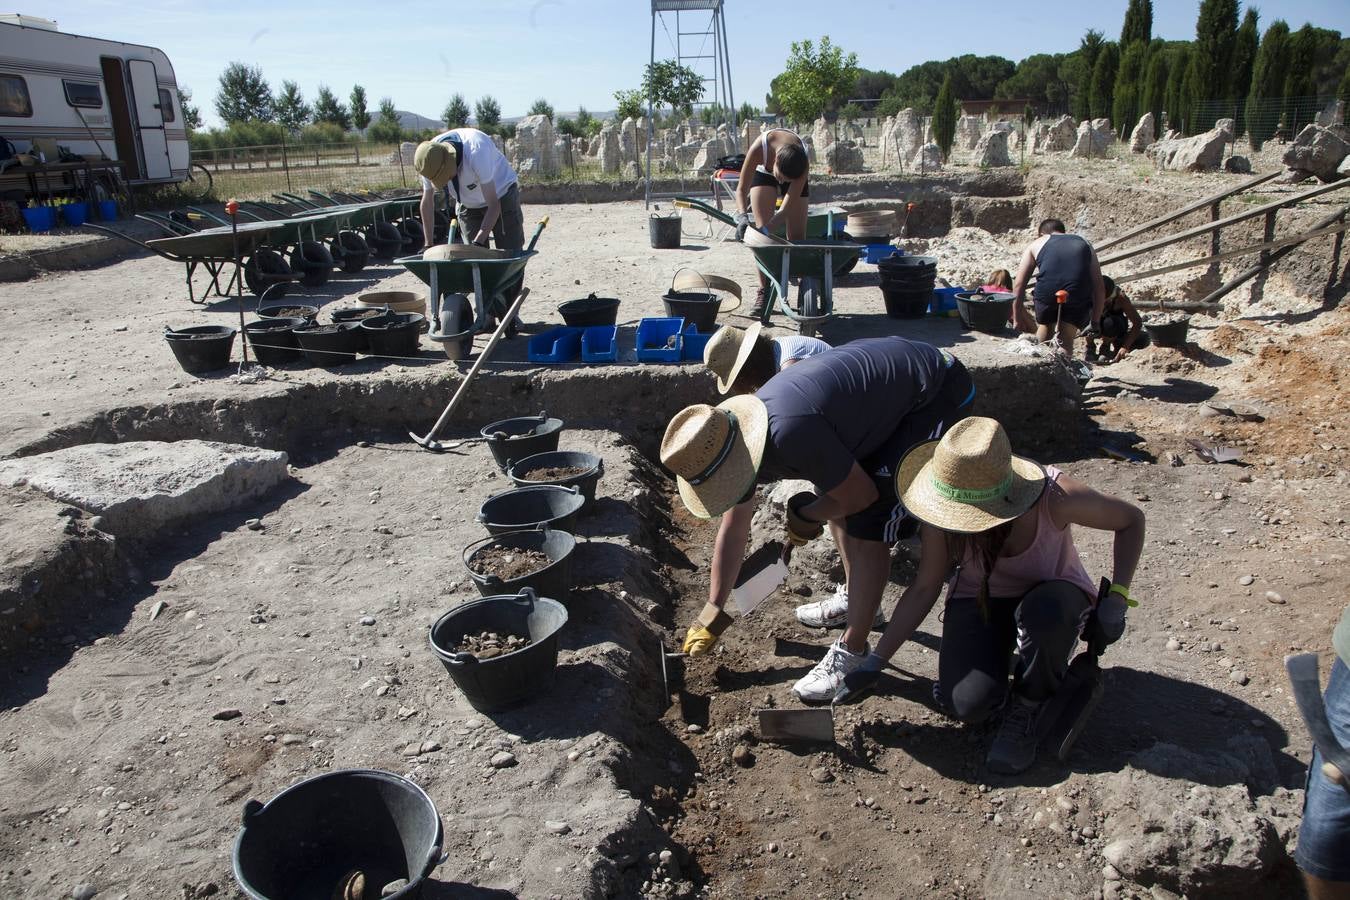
[1095,170,1281,252]
[1112,220,1350,285]
[1098,179,1350,267]
[645,10,656,210]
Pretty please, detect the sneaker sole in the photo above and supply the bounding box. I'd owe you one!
[796,615,887,630]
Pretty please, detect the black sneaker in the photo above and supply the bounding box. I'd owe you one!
[986,696,1045,775]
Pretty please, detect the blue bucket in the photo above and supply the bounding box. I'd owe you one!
[60,202,89,227]
[21,206,56,233]
[98,199,118,221]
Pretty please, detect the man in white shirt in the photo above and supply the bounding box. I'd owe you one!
[414,128,523,252]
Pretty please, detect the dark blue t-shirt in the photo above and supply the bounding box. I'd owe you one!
[1032,233,1095,310]
[754,337,946,492]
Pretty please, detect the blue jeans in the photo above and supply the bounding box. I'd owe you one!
[1297,657,1350,882]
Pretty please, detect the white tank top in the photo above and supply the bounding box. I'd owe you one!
[757,128,804,175]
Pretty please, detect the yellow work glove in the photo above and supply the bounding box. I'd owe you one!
[786,491,825,547]
[683,604,734,656]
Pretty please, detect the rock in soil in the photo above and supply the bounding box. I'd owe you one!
[468,545,552,580]
[455,631,532,660]
[521,465,589,481]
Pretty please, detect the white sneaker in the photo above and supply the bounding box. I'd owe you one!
[792,639,869,703]
[795,585,886,629]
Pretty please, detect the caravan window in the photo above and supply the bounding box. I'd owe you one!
[0,75,32,117]
[63,81,103,109]
[158,88,175,123]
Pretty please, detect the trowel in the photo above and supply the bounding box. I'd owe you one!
[758,705,835,744]
[730,541,792,616]
[1286,652,1350,795]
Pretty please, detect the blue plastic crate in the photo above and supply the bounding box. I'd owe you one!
[636,317,684,363]
[861,243,900,265]
[527,327,582,363]
[681,323,713,362]
[930,287,962,316]
[581,325,618,363]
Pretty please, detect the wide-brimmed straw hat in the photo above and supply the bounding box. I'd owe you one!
[660,396,768,518]
[895,416,1046,533]
[702,322,762,394]
[414,141,459,189]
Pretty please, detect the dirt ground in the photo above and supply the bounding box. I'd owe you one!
[1,160,1349,899]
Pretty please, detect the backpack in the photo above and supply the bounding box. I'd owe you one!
[0,137,16,161]
[714,153,745,171]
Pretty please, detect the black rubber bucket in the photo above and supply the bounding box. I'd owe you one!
[1144,315,1190,347]
[232,769,443,900]
[428,588,569,713]
[881,287,931,319]
[878,254,937,273]
[480,413,564,472]
[244,317,305,366]
[956,291,1014,334]
[331,307,384,353]
[293,321,362,367]
[258,303,319,325]
[165,325,235,374]
[649,214,681,249]
[557,294,620,328]
[662,291,719,333]
[508,450,604,509]
[361,312,427,358]
[478,484,585,536]
[461,526,577,604]
[290,239,334,287]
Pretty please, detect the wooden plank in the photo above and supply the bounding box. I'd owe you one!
[1094,169,1281,252]
[1112,220,1350,285]
[1098,178,1350,267]
[1196,205,1350,307]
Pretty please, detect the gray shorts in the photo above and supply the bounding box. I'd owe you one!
[456,183,524,250]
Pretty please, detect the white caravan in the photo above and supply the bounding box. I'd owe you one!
[0,14,189,185]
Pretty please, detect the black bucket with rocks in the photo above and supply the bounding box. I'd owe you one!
[232,768,444,900]
[165,325,236,374]
[506,450,603,509]
[480,412,564,472]
[462,525,577,604]
[1144,313,1190,347]
[428,588,569,712]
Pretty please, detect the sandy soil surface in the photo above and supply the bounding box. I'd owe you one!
[1,157,1348,899]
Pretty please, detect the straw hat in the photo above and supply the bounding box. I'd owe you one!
[660,396,768,518]
[703,322,762,394]
[414,141,459,189]
[895,417,1046,533]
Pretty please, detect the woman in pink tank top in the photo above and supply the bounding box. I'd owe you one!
[839,417,1145,776]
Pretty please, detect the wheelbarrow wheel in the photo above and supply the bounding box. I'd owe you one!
[331,231,370,273]
[396,218,424,254]
[837,255,859,276]
[291,240,334,287]
[365,222,404,261]
[798,279,821,338]
[243,249,291,297]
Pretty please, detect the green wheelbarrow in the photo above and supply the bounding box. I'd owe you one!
[746,234,863,338]
[673,196,848,242]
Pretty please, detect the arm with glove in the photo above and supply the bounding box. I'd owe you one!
[683,498,755,656]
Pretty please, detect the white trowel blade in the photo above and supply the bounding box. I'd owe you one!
[731,558,788,616]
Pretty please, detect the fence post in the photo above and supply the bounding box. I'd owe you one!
[1209,201,1222,276]
[281,135,292,192]
[355,143,360,166]
[1260,209,1276,269]
[397,144,406,187]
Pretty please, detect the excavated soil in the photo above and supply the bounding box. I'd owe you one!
[521,465,591,482]
[467,546,554,581]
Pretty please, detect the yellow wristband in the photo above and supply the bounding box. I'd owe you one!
[1109,583,1138,608]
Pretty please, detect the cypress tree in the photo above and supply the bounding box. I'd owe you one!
[932,73,957,161]
[1120,0,1153,47]
[1089,42,1120,122]
[1113,41,1148,137]
[1140,45,1169,128]
[1245,20,1289,150]
[1283,24,1318,131]
[1164,47,1190,134]
[1231,9,1260,138]
[1074,30,1105,120]
[1188,0,1239,132]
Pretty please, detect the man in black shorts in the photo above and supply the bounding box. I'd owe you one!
[1011,218,1105,357]
[660,337,975,701]
[734,128,810,318]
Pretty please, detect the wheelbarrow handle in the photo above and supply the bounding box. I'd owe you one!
[525,216,550,253]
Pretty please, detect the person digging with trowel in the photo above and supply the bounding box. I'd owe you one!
[661,336,975,703]
[833,416,1145,775]
[1010,218,1106,357]
[733,128,810,319]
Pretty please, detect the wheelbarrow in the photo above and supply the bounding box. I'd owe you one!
[746,232,863,337]
[673,196,847,244]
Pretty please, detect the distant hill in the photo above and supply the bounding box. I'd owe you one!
[396,110,444,133]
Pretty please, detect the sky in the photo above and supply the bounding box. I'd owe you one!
[17,0,1350,129]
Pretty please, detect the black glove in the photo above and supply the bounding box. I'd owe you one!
[734,211,751,242]
[786,491,824,546]
[834,667,881,704]
[1093,592,1128,645]
[473,236,491,248]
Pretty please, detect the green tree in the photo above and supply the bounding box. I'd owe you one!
[312,85,350,131]
[273,80,309,132]
[1246,20,1290,149]
[642,59,705,119]
[179,85,203,132]
[1074,30,1106,119]
[1120,0,1153,46]
[1188,0,1239,129]
[839,102,864,122]
[1113,41,1147,136]
[773,36,859,123]
[1283,24,1318,106]
[574,105,597,136]
[368,97,403,143]
[1140,46,1169,129]
[442,94,469,128]
[1339,65,1350,111]
[1231,9,1260,137]
[854,69,898,102]
[349,85,370,131]
[737,101,761,122]
[527,98,554,120]
[931,73,957,160]
[995,53,1070,109]
[613,89,644,121]
[1089,41,1119,120]
[474,95,501,130]
[1164,46,1189,133]
[215,62,272,124]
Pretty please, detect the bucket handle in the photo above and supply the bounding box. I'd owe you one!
[670,266,710,297]
[444,651,478,666]
[240,798,264,823]
[422,842,448,879]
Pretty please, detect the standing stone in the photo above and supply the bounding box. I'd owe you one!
[810,117,832,154]
[1281,124,1350,183]
[586,135,601,157]
[1129,113,1155,153]
[889,108,923,168]
[1151,127,1230,171]
[513,114,559,176]
[823,140,865,174]
[1215,118,1235,140]
[1314,100,1345,128]
[621,160,640,180]
[911,143,943,170]
[1045,115,1077,152]
[619,117,638,164]
[974,130,1012,167]
[1070,121,1111,158]
[957,115,984,150]
[739,119,759,153]
[690,138,724,173]
[598,122,619,174]
[1224,155,1252,174]
[398,141,417,165]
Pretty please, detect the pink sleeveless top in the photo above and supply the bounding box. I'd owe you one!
[950,467,1096,601]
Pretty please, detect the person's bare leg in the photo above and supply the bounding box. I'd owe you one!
[749,186,777,305]
[829,520,851,587]
[1035,323,1052,343]
[1304,874,1350,900]
[785,194,807,241]
[839,537,890,654]
[1057,321,1082,357]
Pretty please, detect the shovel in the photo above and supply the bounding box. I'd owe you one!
[1286,652,1350,794]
